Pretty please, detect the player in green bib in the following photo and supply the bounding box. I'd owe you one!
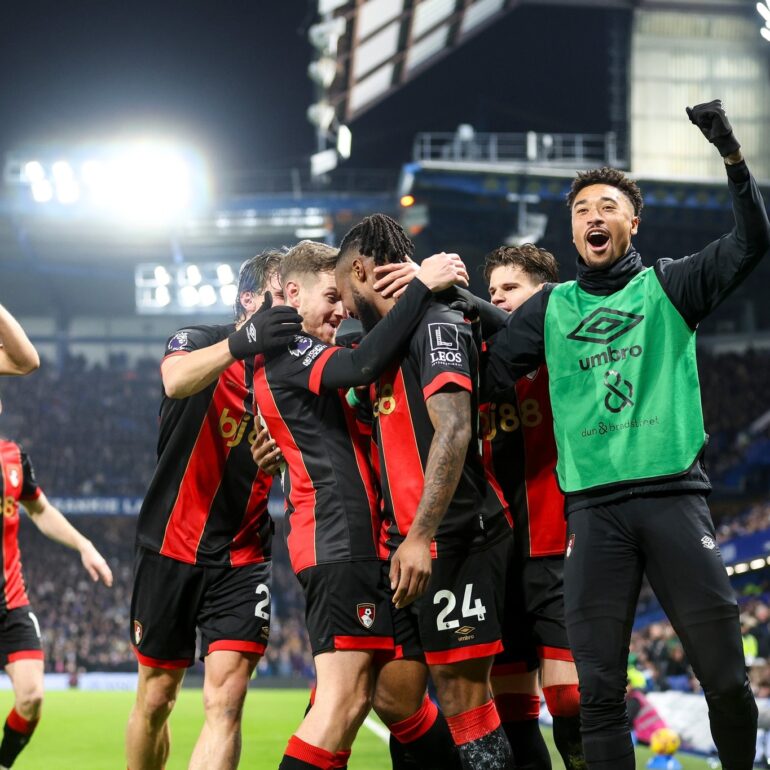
[483,100,770,770]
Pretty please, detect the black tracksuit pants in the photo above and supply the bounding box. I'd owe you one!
[563,492,757,770]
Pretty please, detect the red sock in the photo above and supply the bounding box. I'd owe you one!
[281,735,335,769]
[445,700,501,746]
[494,693,541,722]
[5,709,37,736]
[543,684,580,718]
[390,696,439,743]
[332,749,351,768]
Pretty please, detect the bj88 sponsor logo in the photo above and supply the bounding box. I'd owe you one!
[480,398,543,441]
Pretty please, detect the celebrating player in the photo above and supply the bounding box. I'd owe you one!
[0,401,112,770]
[483,101,769,769]
[480,245,584,769]
[126,250,302,770]
[0,305,39,377]
[253,241,467,770]
[335,215,514,770]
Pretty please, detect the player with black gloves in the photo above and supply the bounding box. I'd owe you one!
[479,100,768,770]
[127,249,301,770]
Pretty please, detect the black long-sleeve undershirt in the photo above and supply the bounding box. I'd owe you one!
[319,277,432,389]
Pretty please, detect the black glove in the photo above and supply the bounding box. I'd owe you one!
[686,99,741,158]
[227,292,303,360]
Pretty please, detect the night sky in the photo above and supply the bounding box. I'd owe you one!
[0,1,615,177]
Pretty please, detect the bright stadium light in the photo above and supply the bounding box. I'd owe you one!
[10,141,206,224]
[216,264,234,284]
[136,263,241,314]
[185,265,202,286]
[198,285,217,307]
[758,1,770,41]
[178,286,200,307]
[31,180,54,203]
[220,284,238,306]
[23,161,46,183]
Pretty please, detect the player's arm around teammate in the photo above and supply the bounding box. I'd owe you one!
[127,251,301,770]
[0,304,39,376]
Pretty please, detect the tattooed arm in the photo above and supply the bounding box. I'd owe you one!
[390,388,472,609]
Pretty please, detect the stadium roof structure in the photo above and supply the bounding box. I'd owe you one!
[314,0,751,124]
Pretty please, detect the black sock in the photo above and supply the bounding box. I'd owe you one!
[455,725,514,770]
[552,715,587,769]
[500,719,550,770]
[0,711,36,768]
[389,700,462,770]
[279,759,323,770]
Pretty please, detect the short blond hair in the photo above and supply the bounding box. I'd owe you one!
[280,240,339,285]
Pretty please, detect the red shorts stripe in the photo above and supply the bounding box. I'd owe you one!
[537,645,574,663]
[206,640,266,656]
[132,646,192,670]
[490,661,534,676]
[424,640,503,666]
[333,635,394,652]
[7,650,44,663]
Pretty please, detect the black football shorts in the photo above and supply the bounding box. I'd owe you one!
[493,554,572,675]
[0,605,43,667]
[130,546,272,668]
[298,559,396,656]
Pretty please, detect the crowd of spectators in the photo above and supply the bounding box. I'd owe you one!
[3,348,770,674]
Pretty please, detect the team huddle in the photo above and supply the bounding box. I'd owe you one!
[0,102,766,770]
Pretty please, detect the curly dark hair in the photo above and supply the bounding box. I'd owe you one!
[482,244,559,285]
[338,213,414,266]
[566,167,644,216]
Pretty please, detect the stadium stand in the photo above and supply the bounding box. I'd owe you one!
[4,348,770,682]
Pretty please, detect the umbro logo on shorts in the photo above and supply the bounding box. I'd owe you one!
[701,535,716,550]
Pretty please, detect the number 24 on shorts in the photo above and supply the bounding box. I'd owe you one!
[434,584,486,631]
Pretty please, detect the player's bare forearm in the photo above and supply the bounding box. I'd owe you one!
[410,390,472,542]
[26,493,90,551]
[0,304,40,375]
[161,339,235,399]
[26,493,113,585]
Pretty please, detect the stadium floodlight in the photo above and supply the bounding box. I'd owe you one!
[307,100,337,132]
[178,286,200,307]
[23,161,46,183]
[9,141,204,225]
[308,57,338,88]
[337,125,352,159]
[198,285,217,307]
[136,262,241,314]
[52,161,80,204]
[311,148,339,177]
[758,1,770,41]
[220,284,238,306]
[184,265,202,286]
[308,17,347,54]
[216,264,235,284]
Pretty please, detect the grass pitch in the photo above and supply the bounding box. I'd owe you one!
[0,688,714,768]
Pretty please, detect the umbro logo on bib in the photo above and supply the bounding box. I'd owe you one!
[567,307,644,345]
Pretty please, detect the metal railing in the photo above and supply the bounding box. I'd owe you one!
[412,130,623,168]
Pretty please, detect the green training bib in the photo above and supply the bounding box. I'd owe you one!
[544,267,706,493]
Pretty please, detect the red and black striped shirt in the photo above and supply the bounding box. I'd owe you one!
[0,440,39,610]
[136,324,272,567]
[480,365,566,558]
[372,302,508,556]
[253,334,380,575]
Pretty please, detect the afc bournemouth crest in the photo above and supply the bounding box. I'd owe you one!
[133,620,143,645]
[566,534,575,559]
[357,603,375,629]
